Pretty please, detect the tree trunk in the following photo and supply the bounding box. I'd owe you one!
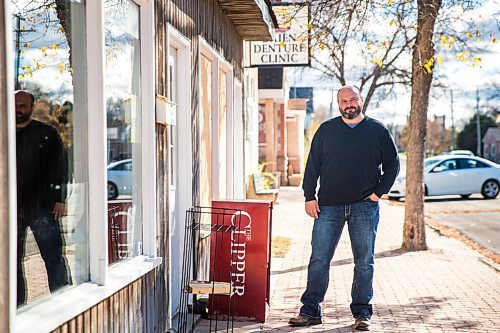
[402,0,442,251]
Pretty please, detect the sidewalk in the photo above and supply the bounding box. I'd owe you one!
[195,186,500,332]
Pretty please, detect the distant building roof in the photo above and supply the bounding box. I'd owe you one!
[482,127,500,143]
[290,87,314,114]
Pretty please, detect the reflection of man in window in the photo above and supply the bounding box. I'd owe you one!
[15,90,71,306]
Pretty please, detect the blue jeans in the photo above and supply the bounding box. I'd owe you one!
[299,200,380,319]
[17,208,71,306]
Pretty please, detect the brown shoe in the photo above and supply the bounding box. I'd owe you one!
[288,314,322,327]
[352,317,371,331]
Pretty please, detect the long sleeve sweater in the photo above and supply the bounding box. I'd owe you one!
[303,116,400,205]
[16,120,68,211]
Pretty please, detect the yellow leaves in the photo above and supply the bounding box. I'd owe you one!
[319,43,325,50]
[436,55,443,65]
[493,37,497,44]
[21,24,26,30]
[388,0,393,5]
[309,48,314,56]
[466,32,472,39]
[440,35,455,50]
[49,44,58,50]
[57,26,65,34]
[23,42,30,48]
[456,53,466,61]
[308,22,313,30]
[370,57,383,68]
[40,46,47,52]
[389,19,395,27]
[278,41,285,47]
[423,57,434,73]
[57,62,65,75]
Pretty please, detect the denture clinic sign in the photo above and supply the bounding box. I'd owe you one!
[250,4,309,66]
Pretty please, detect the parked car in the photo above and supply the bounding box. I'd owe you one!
[440,149,475,156]
[107,159,132,200]
[388,155,500,200]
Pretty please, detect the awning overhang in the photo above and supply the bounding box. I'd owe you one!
[217,0,278,41]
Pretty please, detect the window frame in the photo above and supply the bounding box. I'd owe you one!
[199,37,234,200]
[13,0,159,330]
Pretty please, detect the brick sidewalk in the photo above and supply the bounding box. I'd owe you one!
[195,186,500,332]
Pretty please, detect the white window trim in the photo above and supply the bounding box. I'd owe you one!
[233,79,245,199]
[15,256,160,333]
[166,24,192,328]
[140,0,158,260]
[13,0,159,330]
[199,37,234,200]
[5,0,18,327]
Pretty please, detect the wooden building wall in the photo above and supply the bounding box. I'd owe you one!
[49,1,247,332]
[51,271,162,333]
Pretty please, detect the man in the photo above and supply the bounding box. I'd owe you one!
[15,90,71,306]
[288,85,399,331]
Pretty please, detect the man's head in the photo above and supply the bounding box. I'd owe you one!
[337,85,364,120]
[15,90,35,127]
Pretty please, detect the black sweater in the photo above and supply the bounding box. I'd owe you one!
[16,120,68,211]
[303,116,399,205]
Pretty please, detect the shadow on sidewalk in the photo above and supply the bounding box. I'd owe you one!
[374,296,479,331]
[272,248,410,275]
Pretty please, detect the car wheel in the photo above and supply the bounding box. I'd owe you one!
[481,179,499,199]
[460,194,471,199]
[108,182,119,200]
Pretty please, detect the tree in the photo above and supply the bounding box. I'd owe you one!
[403,0,442,251]
[456,114,497,154]
[306,0,416,111]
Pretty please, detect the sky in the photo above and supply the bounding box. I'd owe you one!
[288,0,500,129]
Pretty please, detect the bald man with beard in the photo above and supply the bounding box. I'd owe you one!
[15,90,71,306]
[289,85,400,331]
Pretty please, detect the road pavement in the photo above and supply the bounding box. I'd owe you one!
[388,195,500,255]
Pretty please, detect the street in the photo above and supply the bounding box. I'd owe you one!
[386,195,500,255]
[393,156,500,255]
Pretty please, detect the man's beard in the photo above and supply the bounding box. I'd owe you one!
[16,112,32,124]
[340,106,361,120]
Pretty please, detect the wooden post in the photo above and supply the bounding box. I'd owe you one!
[0,0,12,329]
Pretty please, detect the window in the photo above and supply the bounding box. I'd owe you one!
[437,159,457,171]
[199,38,234,202]
[492,145,496,158]
[104,0,143,264]
[485,145,490,158]
[13,0,88,308]
[457,159,489,169]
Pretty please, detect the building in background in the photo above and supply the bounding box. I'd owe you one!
[483,127,500,163]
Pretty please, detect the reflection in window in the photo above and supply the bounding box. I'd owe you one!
[105,0,142,264]
[13,0,88,307]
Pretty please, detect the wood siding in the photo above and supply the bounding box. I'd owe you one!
[51,270,163,333]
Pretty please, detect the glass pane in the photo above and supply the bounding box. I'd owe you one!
[218,70,227,198]
[105,0,142,264]
[13,0,88,307]
[200,54,212,211]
